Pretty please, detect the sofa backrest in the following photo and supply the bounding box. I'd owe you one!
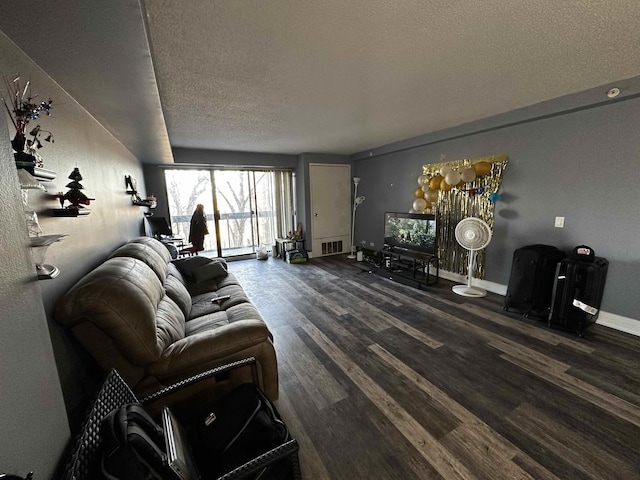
[54,256,186,386]
[129,236,173,263]
[109,241,169,283]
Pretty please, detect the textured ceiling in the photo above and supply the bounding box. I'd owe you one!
[2,1,640,161]
[144,0,640,155]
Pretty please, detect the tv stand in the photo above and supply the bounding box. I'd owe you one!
[377,247,439,289]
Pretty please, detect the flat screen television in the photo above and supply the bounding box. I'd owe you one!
[383,212,437,254]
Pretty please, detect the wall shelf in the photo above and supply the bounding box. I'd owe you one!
[132,199,156,208]
[16,165,57,182]
[125,175,156,208]
[30,234,66,247]
[52,208,91,217]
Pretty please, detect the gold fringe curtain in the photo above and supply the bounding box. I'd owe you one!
[422,154,508,279]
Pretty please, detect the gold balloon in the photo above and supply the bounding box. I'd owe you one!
[473,161,492,176]
[429,175,443,190]
[457,179,465,187]
[414,187,425,198]
[440,178,453,191]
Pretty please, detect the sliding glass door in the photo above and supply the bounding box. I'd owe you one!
[214,170,255,257]
[164,169,217,251]
[165,168,293,258]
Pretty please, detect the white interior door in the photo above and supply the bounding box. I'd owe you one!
[309,163,351,255]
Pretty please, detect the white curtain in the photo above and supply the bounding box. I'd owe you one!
[273,170,294,239]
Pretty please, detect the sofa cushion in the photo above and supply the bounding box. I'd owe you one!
[186,272,242,297]
[156,296,186,350]
[110,243,168,284]
[165,275,192,318]
[225,303,264,324]
[213,272,241,289]
[185,312,230,335]
[189,285,249,320]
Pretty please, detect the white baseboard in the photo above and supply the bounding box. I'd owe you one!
[439,270,640,337]
[595,311,640,337]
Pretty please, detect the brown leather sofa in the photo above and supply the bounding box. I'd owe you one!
[54,237,278,401]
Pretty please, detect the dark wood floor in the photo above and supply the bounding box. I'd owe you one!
[229,255,640,480]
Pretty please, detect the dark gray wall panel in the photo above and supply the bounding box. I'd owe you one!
[172,147,298,168]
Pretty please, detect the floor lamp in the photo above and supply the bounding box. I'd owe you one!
[348,177,365,259]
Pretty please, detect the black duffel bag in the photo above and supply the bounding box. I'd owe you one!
[190,383,290,479]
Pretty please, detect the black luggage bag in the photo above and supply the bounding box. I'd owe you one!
[548,256,608,336]
[191,382,291,479]
[504,244,566,318]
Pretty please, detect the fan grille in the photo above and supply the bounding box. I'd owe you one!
[455,218,492,250]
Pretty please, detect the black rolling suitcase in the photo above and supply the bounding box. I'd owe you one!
[504,244,566,318]
[548,246,608,336]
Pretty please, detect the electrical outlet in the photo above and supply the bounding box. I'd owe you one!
[369,242,375,247]
[554,216,565,228]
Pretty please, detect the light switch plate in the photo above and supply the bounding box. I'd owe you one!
[555,216,565,228]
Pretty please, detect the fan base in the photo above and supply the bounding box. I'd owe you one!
[452,285,487,297]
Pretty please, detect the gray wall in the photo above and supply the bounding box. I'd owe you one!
[1,30,147,476]
[143,163,172,229]
[351,81,640,322]
[0,124,70,479]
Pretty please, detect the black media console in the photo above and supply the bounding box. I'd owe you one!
[371,247,439,289]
